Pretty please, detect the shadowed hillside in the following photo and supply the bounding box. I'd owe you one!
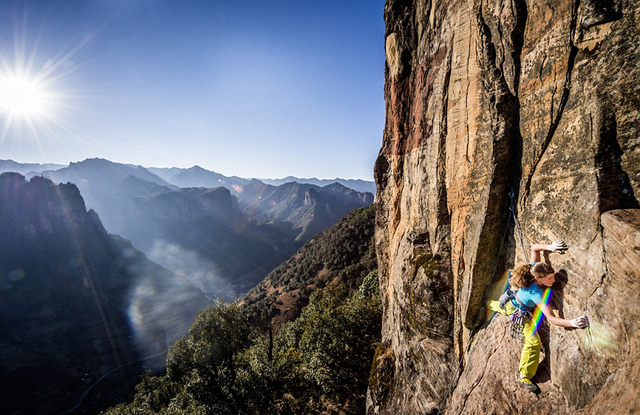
[0,173,209,415]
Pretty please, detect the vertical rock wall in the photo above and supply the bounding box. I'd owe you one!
[369,0,640,413]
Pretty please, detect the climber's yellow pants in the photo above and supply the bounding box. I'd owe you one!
[488,300,541,379]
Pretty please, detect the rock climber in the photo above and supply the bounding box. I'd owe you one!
[488,241,589,393]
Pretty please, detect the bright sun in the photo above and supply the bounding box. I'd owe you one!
[0,77,46,116]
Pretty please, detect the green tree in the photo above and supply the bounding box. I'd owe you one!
[166,302,252,414]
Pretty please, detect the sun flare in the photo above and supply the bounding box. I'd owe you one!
[0,10,93,147]
[0,77,46,116]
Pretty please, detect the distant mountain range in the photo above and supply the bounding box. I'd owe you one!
[238,180,373,242]
[34,157,172,188]
[258,176,376,194]
[0,159,65,175]
[0,159,376,194]
[148,166,376,194]
[148,165,249,190]
[0,158,373,297]
[0,173,210,415]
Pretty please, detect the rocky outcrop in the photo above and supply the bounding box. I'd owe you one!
[370,0,640,414]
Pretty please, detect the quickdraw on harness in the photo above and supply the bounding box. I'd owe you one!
[509,297,532,340]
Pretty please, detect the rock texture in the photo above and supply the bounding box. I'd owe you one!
[369,0,640,413]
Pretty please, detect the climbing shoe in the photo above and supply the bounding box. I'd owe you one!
[518,377,540,394]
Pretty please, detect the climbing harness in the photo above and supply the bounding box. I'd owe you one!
[509,303,532,340]
[498,288,533,340]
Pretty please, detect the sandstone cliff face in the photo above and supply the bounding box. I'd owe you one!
[369,0,640,413]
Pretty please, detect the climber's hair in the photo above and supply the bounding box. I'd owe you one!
[510,264,533,289]
[510,262,555,289]
[531,262,554,279]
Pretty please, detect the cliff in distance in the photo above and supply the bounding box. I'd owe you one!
[369,0,640,414]
[0,173,209,414]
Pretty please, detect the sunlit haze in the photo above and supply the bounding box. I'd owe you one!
[0,0,386,180]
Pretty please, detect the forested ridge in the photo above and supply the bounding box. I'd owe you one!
[104,206,380,414]
[243,205,376,329]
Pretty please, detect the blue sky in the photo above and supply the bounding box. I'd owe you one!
[0,0,386,180]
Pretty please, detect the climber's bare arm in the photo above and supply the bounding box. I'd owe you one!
[530,244,548,263]
[537,302,573,327]
[537,302,588,329]
[530,241,567,263]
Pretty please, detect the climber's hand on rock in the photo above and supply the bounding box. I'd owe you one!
[571,315,589,329]
[547,241,568,254]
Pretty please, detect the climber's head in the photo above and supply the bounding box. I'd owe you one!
[510,262,555,289]
[531,262,555,287]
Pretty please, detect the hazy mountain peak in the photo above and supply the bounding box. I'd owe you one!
[0,159,67,176]
[70,157,110,166]
[259,176,376,194]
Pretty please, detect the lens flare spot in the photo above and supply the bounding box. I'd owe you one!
[7,269,26,281]
[528,287,552,336]
[231,184,243,193]
[584,320,618,355]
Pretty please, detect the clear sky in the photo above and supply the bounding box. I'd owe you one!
[0,0,386,180]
